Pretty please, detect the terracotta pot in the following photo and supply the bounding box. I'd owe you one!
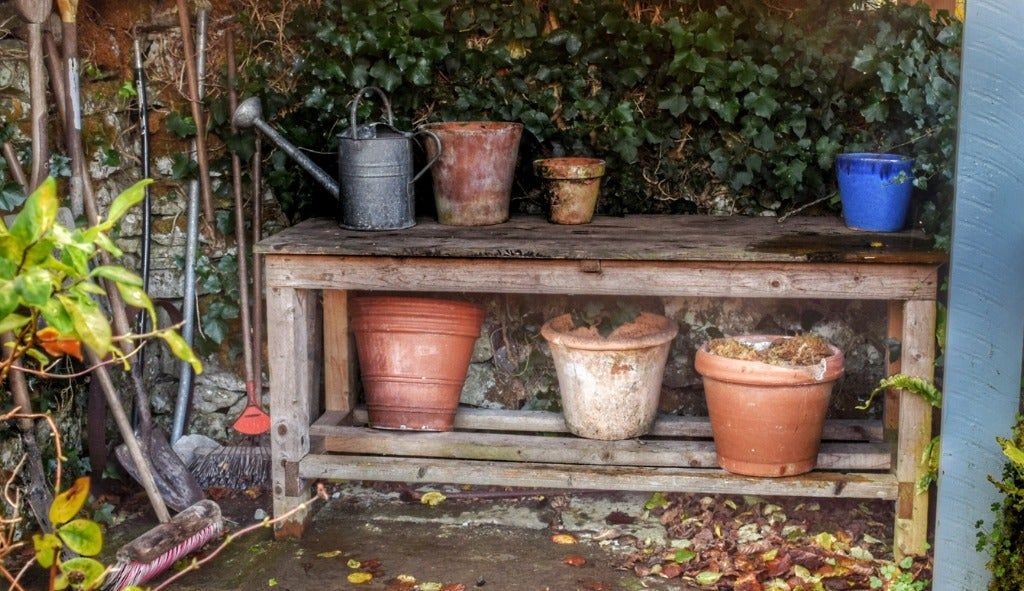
[423,121,523,226]
[541,313,678,440]
[695,336,845,477]
[534,157,606,225]
[351,296,484,431]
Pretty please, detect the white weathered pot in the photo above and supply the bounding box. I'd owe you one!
[541,312,678,440]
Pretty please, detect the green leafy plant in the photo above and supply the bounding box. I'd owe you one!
[976,417,1024,590]
[569,300,641,338]
[858,374,941,491]
[0,177,201,381]
[32,477,107,590]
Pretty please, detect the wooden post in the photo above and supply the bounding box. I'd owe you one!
[267,285,322,538]
[894,299,936,558]
[934,0,1024,585]
[323,290,358,414]
[885,300,904,437]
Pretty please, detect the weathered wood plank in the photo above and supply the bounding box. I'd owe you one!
[267,286,322,538]
[894,300,936,558]
[340,407,883,442]
[255,216,945,265]
[313,425,891,471]
[322,290,357,413]
[299,454,899,499]
[264,256,939,300]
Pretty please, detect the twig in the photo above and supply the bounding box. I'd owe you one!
[777,191,837,223]
[148,484,329,591]
[9,341,146,379]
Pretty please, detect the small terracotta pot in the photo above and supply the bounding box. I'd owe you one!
[541,312,677,440]
[534,157,606,225]
[695,336,845,477]
[351,296,484,431]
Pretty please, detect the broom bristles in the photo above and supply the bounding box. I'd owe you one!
[189,445,271,489]
[233,404,270,436]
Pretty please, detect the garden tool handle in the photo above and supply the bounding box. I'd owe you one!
[411,128,442,184]
[349,86,394,136]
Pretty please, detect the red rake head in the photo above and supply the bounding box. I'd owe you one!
[233,404,270,435]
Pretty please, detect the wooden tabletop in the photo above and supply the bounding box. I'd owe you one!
[255,215,947,265]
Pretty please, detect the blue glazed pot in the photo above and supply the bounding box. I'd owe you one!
[836,153,915,232]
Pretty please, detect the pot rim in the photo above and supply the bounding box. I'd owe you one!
[836,152,914,165]
[695,334,845,385]
[534,157,606,179]
[421,121,524,135]
[540,312,678,351]
[352,295,484,317]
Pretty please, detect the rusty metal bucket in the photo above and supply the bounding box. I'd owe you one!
[422,121,522,226]
[351,296,484,431]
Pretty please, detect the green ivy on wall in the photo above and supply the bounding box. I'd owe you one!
[236,0,959,243]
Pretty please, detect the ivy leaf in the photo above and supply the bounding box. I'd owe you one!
[410,9,445,33]
[368,61,402,92]
[658,94,689,117]
[58,519,103,556]
[170,154,198,180]
[861,100,889,123]
[50,476,91,525]
[165,111,197,138]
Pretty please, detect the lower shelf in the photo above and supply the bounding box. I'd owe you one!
[303,407,894,500]
[298,454,898,500]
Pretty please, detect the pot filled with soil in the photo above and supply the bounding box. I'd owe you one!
[695,334,844,477]
[422,121,523,226]
[534,157,606,225]
[351,296,485,431]
[541,303,678,440]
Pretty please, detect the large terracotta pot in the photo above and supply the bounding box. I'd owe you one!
[541,313,678,440]
[351,296,484,431]
[422,121,523,226]
[695,336,845,477]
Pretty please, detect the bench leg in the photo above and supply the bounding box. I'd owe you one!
[267,286,322,538]
[894,299,935,558]
[323,290,358,414]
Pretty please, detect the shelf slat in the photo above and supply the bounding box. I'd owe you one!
[337,407,884,442]
[299,454,898,500]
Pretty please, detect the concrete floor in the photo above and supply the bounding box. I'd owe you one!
[95,483,896,591]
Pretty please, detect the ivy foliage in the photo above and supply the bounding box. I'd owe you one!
[242,0,958,244]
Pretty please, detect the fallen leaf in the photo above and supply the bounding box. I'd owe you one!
[563,555,586,567]
[695,571,722,586]
[348,572,373,584]
[420,491,447,506]
[813,532,836,551]
[317,550,342,558]
[397,575,416,584]
[576,580,611,591]
[734,573,763,591]
[347,559,361,569]
[440,585,466,591]
[418,583,442,591]
[761,548,779,562]
[604,511,635,525]
[268,579,277,587]
[673,548,696,563]
[551,533,577,545]
[644,492,670,510]
[660,563,682,579]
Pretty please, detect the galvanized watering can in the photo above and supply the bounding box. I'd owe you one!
[232,87,441,231]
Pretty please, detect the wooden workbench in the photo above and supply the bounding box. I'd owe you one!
[255,215,945,557]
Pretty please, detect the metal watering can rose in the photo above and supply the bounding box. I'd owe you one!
[232,87,441,231]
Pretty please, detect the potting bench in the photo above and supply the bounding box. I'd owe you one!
[255,215,944,557]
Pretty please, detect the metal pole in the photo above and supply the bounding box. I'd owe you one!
[171,9,208,443]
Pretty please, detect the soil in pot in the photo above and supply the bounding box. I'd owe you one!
[541,312,678,440]
[695,334,844,477]
[351,296,484,431]
[534,157,606,225]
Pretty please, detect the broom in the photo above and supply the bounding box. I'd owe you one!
[188,29,271,490]
[104,500,223,591]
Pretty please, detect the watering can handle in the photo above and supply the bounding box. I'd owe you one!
[411,128,442,184]
[349,86,395,134]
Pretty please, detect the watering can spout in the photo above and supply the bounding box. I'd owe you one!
[231,97,340,199]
